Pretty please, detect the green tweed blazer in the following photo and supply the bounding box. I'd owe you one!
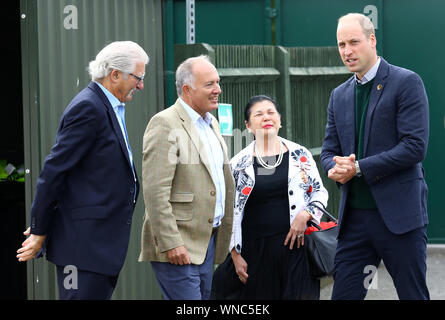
[138,100,235,265]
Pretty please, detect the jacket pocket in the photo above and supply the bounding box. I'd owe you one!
[169,193,194,221]
[70,205,108,220]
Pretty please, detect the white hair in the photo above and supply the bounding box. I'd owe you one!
[175,55,212,96]
[88,41,149,81]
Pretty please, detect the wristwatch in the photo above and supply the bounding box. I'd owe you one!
[355,160,362,177]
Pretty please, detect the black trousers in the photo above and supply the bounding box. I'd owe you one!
[56,265,118,300]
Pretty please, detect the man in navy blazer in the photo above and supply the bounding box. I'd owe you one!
[320,14,430,299]
[16,41,149,299]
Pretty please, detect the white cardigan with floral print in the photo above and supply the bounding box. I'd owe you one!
[229,137,329,254]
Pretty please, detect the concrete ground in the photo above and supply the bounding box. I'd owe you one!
[320,244,445,300]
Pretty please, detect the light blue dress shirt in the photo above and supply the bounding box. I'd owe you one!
[355,57,381,84]
[95,82,137,199]
[179,98,226,228]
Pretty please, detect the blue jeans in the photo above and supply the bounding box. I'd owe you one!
[151,235,216,300]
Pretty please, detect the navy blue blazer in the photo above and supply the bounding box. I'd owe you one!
[30,82,139,276]
[321,58,429,235]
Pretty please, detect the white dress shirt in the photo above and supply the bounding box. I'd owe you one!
[179,98,226,228]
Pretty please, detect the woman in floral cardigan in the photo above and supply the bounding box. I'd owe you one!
[211,95,328,299]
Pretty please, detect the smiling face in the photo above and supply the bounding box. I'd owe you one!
[337,16,378,80]
[181,59,221,117]
[245,100,281,138]
[114,61,146,103]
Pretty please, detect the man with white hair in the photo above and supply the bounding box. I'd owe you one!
[16,41,149,299]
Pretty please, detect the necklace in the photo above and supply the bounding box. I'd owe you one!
[254,139,284,169]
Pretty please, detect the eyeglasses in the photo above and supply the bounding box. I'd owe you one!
[129,73,144,84]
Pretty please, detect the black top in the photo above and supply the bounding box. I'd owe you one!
[242,151,290,241]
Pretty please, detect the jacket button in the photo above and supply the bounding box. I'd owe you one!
[210,191,216,196]
[130,188,135,194]
[208,218,214,224]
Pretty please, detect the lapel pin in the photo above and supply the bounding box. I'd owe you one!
[377,84,383,90]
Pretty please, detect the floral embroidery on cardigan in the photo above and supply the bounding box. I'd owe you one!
[291,148,312,173]
[241,186,252,195]
[233,172,254,217]
[299,176,321,202]
[291,149,322,202]
[232,154,251,171]
[229,139,328,253]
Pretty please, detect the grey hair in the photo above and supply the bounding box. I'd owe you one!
[338,13,375,38]
[88,41,149,81]
[175,55,212,96]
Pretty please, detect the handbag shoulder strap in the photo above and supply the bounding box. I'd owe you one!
[309,200,338,224]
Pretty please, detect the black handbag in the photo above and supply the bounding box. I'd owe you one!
[305,201,339,278]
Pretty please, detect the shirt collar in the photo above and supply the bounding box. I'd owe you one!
[355,57,381,85]
[178,97,212,125]
[95,81,124,110]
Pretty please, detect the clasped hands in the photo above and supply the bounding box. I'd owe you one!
[328,154,357,184]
